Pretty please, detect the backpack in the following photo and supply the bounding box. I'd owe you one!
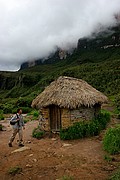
[10,120,17,125]
[10,114,19,125]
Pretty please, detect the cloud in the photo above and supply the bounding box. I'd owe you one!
[0,0,120,71]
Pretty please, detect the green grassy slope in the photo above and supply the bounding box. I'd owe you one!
[0,27,120,113]
[1,48,120,97]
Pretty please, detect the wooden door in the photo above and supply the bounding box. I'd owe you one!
[49,105,61,131]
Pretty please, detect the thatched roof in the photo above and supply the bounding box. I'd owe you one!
[32,76,108,109]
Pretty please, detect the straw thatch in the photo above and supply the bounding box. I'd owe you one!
[32,76,108,109]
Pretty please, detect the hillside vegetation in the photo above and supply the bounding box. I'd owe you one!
[0,26,120,114]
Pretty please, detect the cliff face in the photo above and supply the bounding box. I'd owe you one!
[20,49,68,70]
[78,26,120,50]
[20,59,42,70]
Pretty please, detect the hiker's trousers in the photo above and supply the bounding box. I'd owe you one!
[9,128,23,145]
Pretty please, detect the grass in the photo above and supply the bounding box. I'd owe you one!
[32,127,45,139]
[104,154,113,162]
[28,110,39,117]
[113,109,120,119]
[0,110,4,120]
[8,166,22,176]
[109,168,120,180]
[103,125,120,155]
[59,175,74,180]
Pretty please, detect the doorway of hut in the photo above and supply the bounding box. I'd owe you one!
[49,105,61,131]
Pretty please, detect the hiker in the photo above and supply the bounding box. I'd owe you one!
[8,108,25,147]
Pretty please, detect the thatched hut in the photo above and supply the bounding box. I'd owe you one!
[32,76,108,132]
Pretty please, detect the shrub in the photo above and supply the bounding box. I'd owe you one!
[33,111,39,117]
[61,175,74,180]
[114,94,120,119]
[27,110,39,121]
[0,114,4,120]
[103,125,120,155]
[117,113,120,119]
[0,110,4,120]
[29,110,39,117]
[16,97,33,108]
[12,107,32,114]
[21,107,32,113]
[8,166,22,176]
[114,94,120,111]
[12,108,18,114]
[0,124,2,131]
[97,111,111,130]
[60,112,110,140]
[24,118,30,124]
[2,103,14,114]
[0,109,3,114]
[32,127,45,139]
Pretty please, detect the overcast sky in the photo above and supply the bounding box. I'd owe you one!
[0,0,120,71]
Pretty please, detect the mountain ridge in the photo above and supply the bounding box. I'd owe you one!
[20,25,120,70]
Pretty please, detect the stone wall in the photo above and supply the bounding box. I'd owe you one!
[61,108,71,129]
[40,105,101,131]
[61,107,95,129]
[70,107,94,122]
[61,105,101,129]
[40,108,50,131]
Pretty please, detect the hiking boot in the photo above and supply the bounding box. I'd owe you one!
[19,144,24,147]
[8,143,12,147]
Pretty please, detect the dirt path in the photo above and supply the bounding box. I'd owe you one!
[0,118,119,180]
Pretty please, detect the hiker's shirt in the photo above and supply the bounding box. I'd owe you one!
[11,113,24,129]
